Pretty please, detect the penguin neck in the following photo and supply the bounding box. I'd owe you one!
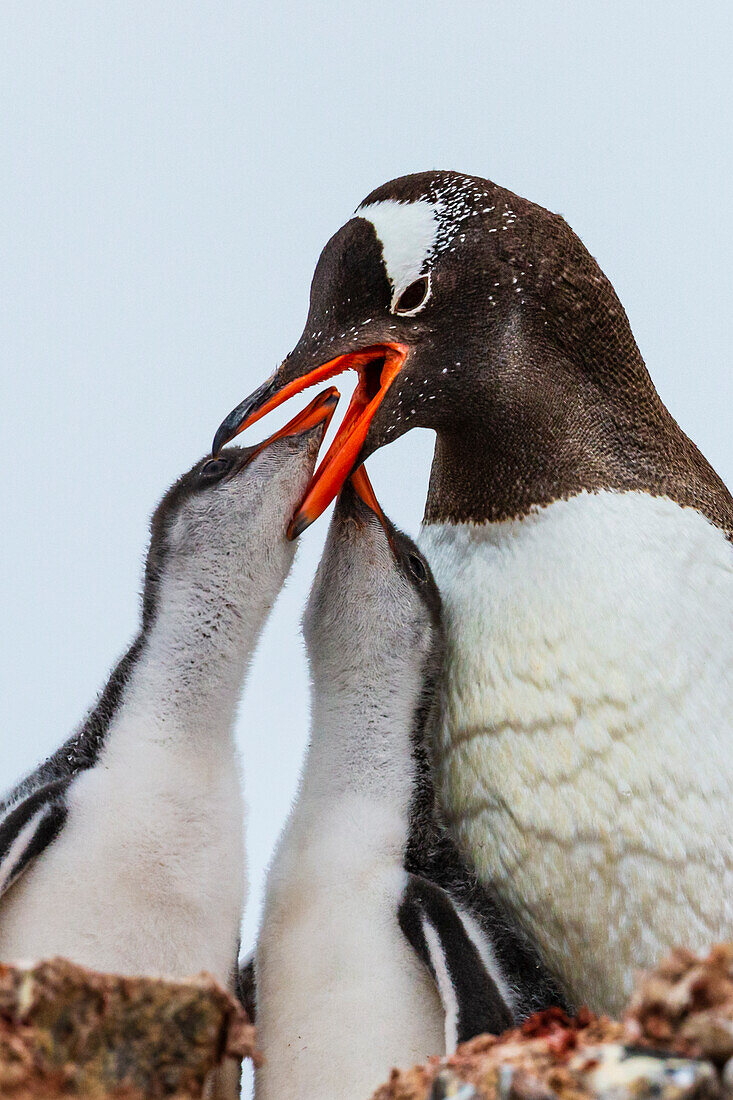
[114,568,267,747]
[299,670,427,811]
[424,311,733,532]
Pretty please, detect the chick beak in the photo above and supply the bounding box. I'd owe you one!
[213,343,408,536]
[241,386,340,468]
[341,463,400,557]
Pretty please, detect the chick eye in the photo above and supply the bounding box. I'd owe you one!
[407,552,428,583]
[393,275,431,316]
[199,456,232,482]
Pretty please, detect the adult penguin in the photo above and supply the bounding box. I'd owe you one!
[213,171,733,1014]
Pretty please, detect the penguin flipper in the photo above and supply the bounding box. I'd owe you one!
[398,874,515,1051]
[0,778,70,899]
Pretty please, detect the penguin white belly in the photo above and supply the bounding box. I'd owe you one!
[256,795,444,1100]
[0,724,245,987]
[420,491,733,1015]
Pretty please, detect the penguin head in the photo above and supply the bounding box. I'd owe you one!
[302,470,443,707]
[142,389,338,626]
[214,170,645,534]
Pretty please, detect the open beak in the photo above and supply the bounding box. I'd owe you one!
[213,342,409,537]
[244,386,339,466]
[346,464,400,557]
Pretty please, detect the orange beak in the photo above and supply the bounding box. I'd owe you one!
[213,343,408,538]
[348,464,400,557]
[245,386,339,464]
[349,463,385,523]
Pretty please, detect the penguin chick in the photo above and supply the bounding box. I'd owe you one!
[0,391,336,989]
[254,477,567,1099]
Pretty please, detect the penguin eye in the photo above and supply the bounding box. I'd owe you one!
[199,456,233,483]
[407,552,428,583]
[393,275,431,316]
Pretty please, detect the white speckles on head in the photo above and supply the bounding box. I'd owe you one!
[356,199,438,306]
[357,176,508,306]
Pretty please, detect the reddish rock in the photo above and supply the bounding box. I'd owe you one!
[373,946,733,1100]
[0,957,257,1098]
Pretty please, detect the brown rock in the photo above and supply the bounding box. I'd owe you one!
[373,946,733,1100]
[624,945,733,1065]
[0,957,257,1098]
[372,1010,625,1100]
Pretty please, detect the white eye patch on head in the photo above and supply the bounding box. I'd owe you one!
[355,199,438,310]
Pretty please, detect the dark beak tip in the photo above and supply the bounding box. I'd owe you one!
[287,513,312,541]
[211,424,232,458]
[212,376,280,457]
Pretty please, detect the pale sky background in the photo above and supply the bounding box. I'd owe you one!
[1,4,732,1091]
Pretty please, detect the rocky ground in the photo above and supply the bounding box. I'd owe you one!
[0,957,257,1098]
[0,946,730,1099]
[373,945,733,1100]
